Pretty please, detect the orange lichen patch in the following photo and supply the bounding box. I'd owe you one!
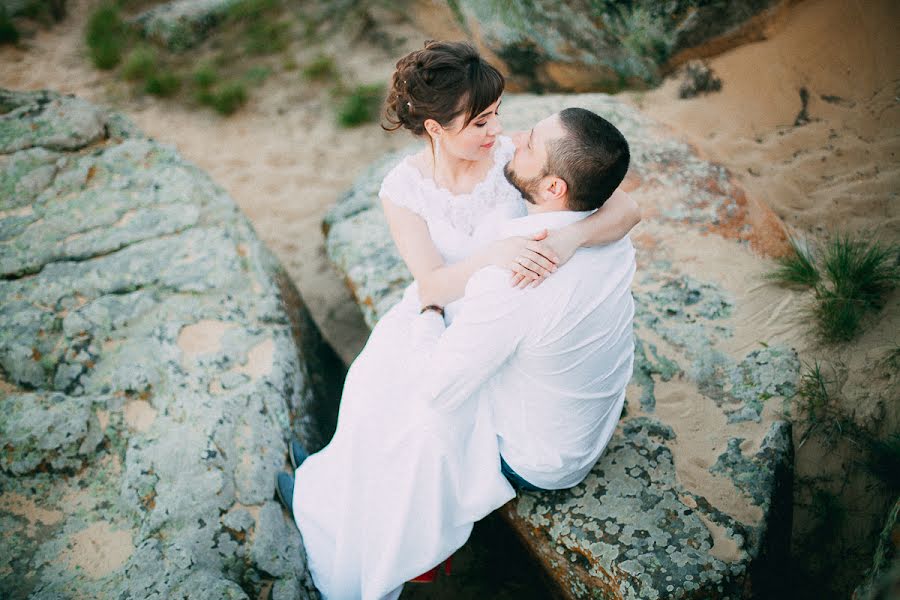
[31,348,41,361]
[620,173,642,193]
[630,231,659,251]
[123,400,157,433]
[177,320,235,363]
[230,338,275,380]
[61,522,134,578]
[85,165,97,184]
[236,243,249,257]
[703,177,791,257]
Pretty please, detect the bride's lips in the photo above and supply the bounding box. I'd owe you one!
[481,140,495,149]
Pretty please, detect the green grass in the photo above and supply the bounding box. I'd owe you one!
[193,63,219,89]
[226,0,289,55]
[0,8,19,45]
[767,233,899,342]
[302,54,335,81]
[767,237,820,288]
[86,3,128,69]
[122,45,157,81]
[336,84,383,127]
[797,361,831,422]
[209,82,247,115]
[144,72,181,97]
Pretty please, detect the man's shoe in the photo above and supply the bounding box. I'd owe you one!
[275,472,295,517]
[290,438,309,471]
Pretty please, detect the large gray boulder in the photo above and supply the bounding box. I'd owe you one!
[409,0,786,92]
[324,94,797,598]
[0,89,344,599]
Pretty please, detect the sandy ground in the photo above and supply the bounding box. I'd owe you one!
[623,0,900,241]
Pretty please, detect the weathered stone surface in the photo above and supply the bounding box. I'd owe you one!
[410,0,786,92]
[132,0,242,51]
[325,93,798,598]
[0,89,344,599]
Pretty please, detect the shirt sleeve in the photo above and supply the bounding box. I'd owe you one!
[412,266,530,413]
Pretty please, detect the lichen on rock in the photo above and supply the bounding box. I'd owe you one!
[0,88,343,599]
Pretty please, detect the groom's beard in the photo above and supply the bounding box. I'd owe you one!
[503,162,542,205]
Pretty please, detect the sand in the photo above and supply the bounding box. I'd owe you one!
[623,0,900,241]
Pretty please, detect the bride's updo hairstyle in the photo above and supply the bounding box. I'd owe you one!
[384,40,505,137]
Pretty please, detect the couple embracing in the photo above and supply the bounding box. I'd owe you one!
[275,40,640,599]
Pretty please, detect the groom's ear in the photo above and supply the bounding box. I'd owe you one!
[545,176,567,202]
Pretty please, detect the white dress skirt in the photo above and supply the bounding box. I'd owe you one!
[292,136,526,599]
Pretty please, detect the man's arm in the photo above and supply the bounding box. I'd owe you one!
[412,266,531,413]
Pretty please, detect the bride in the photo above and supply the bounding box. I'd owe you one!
[277,41,640,599]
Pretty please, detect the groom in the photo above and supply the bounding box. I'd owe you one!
[412,107,636,492]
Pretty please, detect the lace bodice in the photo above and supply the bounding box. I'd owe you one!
[378,136,526,265]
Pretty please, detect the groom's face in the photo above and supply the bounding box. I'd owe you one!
[504,114,565,204]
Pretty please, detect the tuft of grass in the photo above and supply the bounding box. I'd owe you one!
[86,3,128,70]
[302,54,335,81]
[767,233,899,343]
[193,63,219,89]
[244,19,289,55]
[243,65,270,85]
[121,45,157,81]
[768,237,820,288]
[209,82,247,115]
[144,72,181,97]
[336,84,383,127]
[0,7,20,45]
[797,361,831,422]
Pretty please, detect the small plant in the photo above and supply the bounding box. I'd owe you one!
[767,237,820,288]
[244,19,289,55]
[193,63,218,89]
[336,84,383,127]
[122,45,157,81]
[797,361,830,421]
[767,233,898,342]
[210,82,247,115]
[86,3,128,70]
[243,65,270,85]
[302,54,335,81]
[144,72,181,97]
[0,7,19,45]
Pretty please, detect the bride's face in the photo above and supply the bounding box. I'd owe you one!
[433,97,502,162]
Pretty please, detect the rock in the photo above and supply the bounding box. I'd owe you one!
[132,0,242,51]
[853,497,900,600]
[408,0,786,92]
[324,93,798,598]
[678,60,723,99]
[0,89,344,599]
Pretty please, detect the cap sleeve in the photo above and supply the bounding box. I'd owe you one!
[379,161,424,217]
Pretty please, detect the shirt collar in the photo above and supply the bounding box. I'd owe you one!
[499,209,595,237]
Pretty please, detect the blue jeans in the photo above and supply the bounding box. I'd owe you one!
[500,456,548,492]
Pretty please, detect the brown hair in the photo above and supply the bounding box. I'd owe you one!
[545,108,630,211]
[383,40,504,136]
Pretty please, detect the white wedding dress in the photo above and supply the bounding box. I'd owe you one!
[292,136,525,599]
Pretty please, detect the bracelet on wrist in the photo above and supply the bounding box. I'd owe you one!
[419,304,445,318]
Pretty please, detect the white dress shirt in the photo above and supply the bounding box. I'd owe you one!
[412,209,636,490]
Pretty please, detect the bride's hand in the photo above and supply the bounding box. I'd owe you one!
[489,230,559,288]
[509,227,580,288]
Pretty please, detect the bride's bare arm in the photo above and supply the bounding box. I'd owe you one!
[511,188,641,287]
[382,197,559,307]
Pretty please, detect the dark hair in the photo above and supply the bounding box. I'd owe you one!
[544,108,630,211]
[383,40,504,136]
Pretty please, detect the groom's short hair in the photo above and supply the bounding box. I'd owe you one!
[545,108,630,212]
